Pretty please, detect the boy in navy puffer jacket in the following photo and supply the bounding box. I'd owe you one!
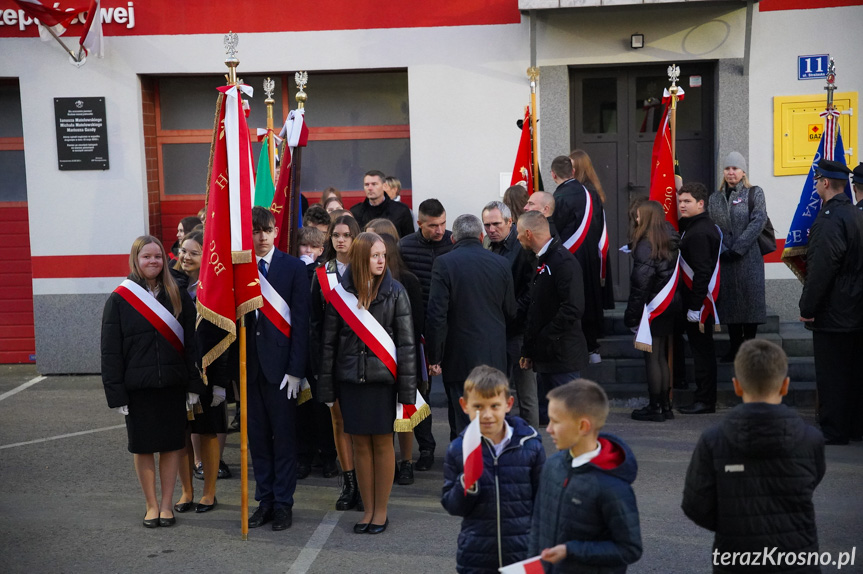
[530,379,642,573]
[442,365,546,574]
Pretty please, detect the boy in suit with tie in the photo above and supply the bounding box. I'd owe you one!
[247,206,311,531]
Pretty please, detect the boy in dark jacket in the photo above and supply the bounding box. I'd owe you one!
[442,365,546,574]
[530,379,642,573]
[682,339,825,573]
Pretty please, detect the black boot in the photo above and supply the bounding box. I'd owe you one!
[662,389,675,420]
[336,470,359,511]
[632,394,665,422]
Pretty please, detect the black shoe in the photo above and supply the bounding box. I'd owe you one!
[297,463,312,480]
[415,450,434,471]
[322,459,339,478]
[367,518,389,535]
[663,390,674,420]
[143,516,160,529]
[230,410,240,431]
[631,396,665,422]
[248,506,274,528]
[336,470,359,511]
[173,501,194,513]
[272,507,292,531]
[193,462,204,480]
[397,460,414,485]
[353,521,370,534]
[159,516,176,527]
[195,497,217,513]
[678,402,716,415]
[217,460,231,479]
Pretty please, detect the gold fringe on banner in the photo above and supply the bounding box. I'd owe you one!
[393,402,431,433]
[204,93,225,203]
[195,301,237,371]
[297,386,312,405]
[781,246,808,283]
[634,341,652,353]
[235,296,263,320]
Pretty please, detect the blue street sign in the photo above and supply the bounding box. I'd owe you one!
[798,55,829,80]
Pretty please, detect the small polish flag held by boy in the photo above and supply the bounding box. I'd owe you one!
[462,411,483,494]
[498,556,545,574]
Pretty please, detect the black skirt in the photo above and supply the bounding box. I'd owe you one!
[189,398,228,435]
[125,386,187,454]
[338,381,396,435]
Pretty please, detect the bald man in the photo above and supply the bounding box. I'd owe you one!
[524,191,557,237]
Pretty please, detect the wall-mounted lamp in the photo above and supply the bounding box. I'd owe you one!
[631,34,644,49]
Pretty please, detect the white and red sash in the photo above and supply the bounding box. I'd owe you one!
[563,184,593,255]
[114,279,184,354]
[634,255,680,352]
[598,209,609,286]
[315,265,338,303]
[680,226,722,330]
[329,283,398,377]
[258,270,292,339]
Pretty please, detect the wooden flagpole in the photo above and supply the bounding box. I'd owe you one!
[528,67,540,193]
[286,73,308,257]
[666,64,680,404]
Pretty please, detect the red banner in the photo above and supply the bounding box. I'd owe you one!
[510,107,535,195]
[648,103,678,230]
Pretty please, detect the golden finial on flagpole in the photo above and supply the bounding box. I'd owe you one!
[295,71,308,109]
[224,31,239,86]
[667,63,681,163]
[527,67,540,192]
[825,57,837,110]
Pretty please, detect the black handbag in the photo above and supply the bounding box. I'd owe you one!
[748,186,776,256]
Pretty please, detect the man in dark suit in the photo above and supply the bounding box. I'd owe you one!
[426,214,516,439]
[246,206,310,531]
[350,169,415,238]
[516,211,588,423]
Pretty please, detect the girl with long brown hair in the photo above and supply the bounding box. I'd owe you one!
[318,232,417,534]
[101,235,203,527]
[623,201,680,422]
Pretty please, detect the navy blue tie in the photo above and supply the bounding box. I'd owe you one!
[258,259,268,279]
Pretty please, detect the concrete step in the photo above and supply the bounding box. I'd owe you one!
[601,380,817,409]
[596,329,813,359]
[601,304,781,336]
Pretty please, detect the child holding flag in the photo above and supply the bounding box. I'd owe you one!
[441,365,546,574]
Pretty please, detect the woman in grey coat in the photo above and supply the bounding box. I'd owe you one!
[708,151,767,361]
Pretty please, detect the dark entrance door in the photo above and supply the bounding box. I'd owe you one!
[570,63,715,300]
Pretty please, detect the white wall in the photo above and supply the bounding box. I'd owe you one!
[749,4,863,280]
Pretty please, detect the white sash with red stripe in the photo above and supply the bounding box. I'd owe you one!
[563,184,593,254]
[315,265,338,303]
[258,271,292,338]
[680,226,722,330]
[329,283,398,377]
[634,254,680,352]
[598,209,609,286]
[114,279,184,354]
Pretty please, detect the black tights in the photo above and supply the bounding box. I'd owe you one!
[644,335,671,396]
[727,323,758,356]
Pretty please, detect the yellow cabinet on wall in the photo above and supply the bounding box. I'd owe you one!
[773,91,857,176]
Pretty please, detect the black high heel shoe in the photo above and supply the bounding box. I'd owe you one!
[367,518,388,534]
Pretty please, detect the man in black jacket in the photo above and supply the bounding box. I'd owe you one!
[350,169,415,238]
[483,200,538,427]
[426,214,516,439]
[517,211,588,423]
[676,182,722,415]
[799,159,863,445]
[853,162,863,208]
[399,198,453,307]
[550,155,604,363]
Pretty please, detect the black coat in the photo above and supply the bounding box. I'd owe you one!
[522,237,588,373]
[101,279,203,408]
[350,195,415,239]
[799,193,863,332]
[678,212,721,313]
[487,224,535,330]
[399,229,454,307]
[318,268,417,405]
[623,236,680,328]
[529,434,642,573]
[682,403,825,573]
[552,178,605,341]
[425,238,516,382]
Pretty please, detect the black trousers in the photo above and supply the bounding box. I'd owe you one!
[813,331,863,442]
[444,379,470,440]
[296,378,337,466]
[248,371,297,509]
[685,318,717,406]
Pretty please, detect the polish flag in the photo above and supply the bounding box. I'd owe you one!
[79,0,103,58]
[498,556,544,574]
[462,414,483,495]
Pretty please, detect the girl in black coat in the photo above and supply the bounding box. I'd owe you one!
[624,201,680,422]
[319,232,417,534]
[101,236,203,528]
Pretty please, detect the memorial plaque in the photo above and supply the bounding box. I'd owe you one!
[54,97,109,170]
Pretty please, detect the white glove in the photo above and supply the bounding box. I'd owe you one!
[280,374,302,399]
[325,402,334,408]
[211,386,226,407]
[686,309,701,323]
[630,327,638,334]
[187,392,200,405]
[113,405,129,416]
